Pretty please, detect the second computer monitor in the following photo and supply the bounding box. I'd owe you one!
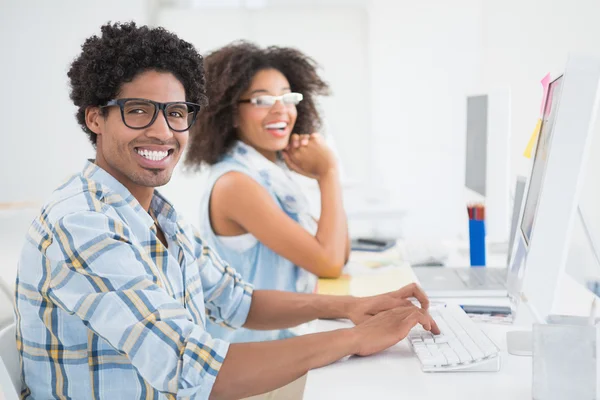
[465,90,511,242]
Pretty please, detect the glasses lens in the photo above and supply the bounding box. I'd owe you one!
[123,100,156,128]
[165,102,195,131]
[253,96,276,108]
[282,93,303,105]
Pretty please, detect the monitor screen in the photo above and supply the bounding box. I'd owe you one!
[465,95,488,196]
[520,76,564,244]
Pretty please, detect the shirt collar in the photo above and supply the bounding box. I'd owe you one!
[81,160,180,236]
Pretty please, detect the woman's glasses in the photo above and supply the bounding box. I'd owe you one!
[238,92,303,108]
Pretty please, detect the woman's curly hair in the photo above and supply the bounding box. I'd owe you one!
[68,21,206,146]
[185,41,330,167]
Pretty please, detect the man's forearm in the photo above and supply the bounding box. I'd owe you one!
[210,328,357,400]
[243,290,353,330]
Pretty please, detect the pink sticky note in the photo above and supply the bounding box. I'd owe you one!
[540,73,551,114]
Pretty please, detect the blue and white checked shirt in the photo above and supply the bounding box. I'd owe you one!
[15,161,254,399]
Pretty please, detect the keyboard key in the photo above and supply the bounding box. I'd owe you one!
[413,344,427,352]
[443,351,460,365]
[426,344,439,352]
[434,335,449,344]
[420,356,439,366]
[462,340,484,360]
[454,347,472,363]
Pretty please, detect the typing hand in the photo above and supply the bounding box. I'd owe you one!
[350,305,440,357]
[346,283,432,325]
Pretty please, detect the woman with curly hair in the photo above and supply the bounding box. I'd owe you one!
[186,42,351,343]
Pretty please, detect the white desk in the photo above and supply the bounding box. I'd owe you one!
[304,241,592,400]
[304,318,530,400]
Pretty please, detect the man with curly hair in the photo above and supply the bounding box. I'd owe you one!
[14,22,438,399]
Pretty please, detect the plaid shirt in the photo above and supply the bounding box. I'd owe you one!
[14,161,253,399]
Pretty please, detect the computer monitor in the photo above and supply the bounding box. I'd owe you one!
[507,55,600,325]
[565,133,600,288]
[465,91,511,243]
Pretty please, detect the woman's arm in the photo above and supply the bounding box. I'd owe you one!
[210,169,346,278]
[211,133,349,278]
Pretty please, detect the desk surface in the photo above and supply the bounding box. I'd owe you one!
[304,318,530,400]
[305,242,539,400]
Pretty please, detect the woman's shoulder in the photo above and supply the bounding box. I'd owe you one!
[210,157,272,190]
[210,156,251,177]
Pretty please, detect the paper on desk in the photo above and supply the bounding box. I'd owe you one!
[350,266,417,297]
[317,274,351,296]
[316,267,416,297]
[349,247,403,269]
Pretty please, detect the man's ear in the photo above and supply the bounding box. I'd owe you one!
[85,106,104,135]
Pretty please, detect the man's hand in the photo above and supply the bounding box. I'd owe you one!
[215,286,439,398]
[350,304,440,357]
[345,283,432,325]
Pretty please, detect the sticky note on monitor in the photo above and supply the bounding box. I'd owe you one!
[540,73,551,114]
[524,73,551,159]
[524,118,542,159]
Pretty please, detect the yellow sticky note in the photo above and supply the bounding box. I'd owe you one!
[524,118,542,159]
[317,274,351,296]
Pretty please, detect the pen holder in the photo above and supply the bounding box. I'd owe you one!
[468,219,486,267]
[532,316,600,400]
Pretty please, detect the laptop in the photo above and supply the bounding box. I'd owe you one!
[413,177,527,297]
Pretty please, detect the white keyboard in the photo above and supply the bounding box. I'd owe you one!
[408,304,500,372]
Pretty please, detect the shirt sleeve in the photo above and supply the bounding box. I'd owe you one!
[189,226,254,329]
[45,211,233,399]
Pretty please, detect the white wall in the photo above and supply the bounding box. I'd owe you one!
[367,0,484,238]
[0,0,147,204]
[481,0,600,181]
[0,0,147,284]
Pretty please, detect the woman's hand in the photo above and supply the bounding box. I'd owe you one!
[282,133,337,180]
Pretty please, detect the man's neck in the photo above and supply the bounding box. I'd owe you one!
[128,186,154,211]
[94,158,155,211]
